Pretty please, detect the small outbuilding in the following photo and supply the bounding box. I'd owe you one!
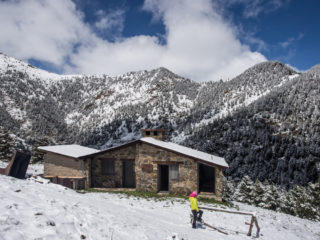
[38,144,99,189]
[39,129,229,200]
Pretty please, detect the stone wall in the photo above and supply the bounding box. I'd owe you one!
[89,141,225,200]
[215,167,223,200]
[91,144,136,188]
[136,143,198,195]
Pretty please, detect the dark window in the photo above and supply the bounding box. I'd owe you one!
[153,131,158,136]
[76,179,85,190]
[101,160,115,175]
[159,165,169,191]
[169,164,179,180]
[146,131,151,136]
[199,163,216,194]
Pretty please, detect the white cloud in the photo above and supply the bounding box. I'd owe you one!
[0,0,92,66]
[0,0,267,81]
[94,9,125,33]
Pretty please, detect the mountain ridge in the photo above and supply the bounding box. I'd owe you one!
[0,53,319,187]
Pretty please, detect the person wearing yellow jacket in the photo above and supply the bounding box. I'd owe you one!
[189,191,203,228]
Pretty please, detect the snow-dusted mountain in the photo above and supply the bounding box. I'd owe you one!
[0,53,297,144]
[1,53,319,187]
[185,67,320,187]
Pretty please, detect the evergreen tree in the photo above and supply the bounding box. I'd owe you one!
[252,179,265,207]
[263,183,280,211]
[234,175,253,204]
[31,137,53,163]
[222,177,235,200]
[290,185,316,220]
[0,127,14,161]
[278,189,295,216]
[307,182,320,220]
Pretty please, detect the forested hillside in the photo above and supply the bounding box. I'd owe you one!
[185,68,320,188]
[0,53,319,188]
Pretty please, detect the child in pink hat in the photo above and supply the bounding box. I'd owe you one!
[189,191,203,228]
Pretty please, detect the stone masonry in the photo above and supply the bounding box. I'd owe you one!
[91,144,136,188]
[90,141,224,200]
[135,142,198,195]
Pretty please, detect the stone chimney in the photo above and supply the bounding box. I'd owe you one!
[141,128,165,141]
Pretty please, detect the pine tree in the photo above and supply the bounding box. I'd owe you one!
[222,177,235,201]
[287,185,317,220]
[263,183,280,211]
[252,179,265,207]
[31,137,52,163]
[279,189,296,216]
[306,182,320,220]
[234,175,253,204]
[0,127,14,161]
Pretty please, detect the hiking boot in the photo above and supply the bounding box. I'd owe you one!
[192,224,196,229]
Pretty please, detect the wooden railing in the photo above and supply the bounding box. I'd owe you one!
[199,206,260,237]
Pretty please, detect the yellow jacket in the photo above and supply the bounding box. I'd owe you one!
[189,196,199,212]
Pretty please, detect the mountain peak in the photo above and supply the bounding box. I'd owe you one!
[254,60,295,72]
[151,67,185,81]
[237,60,297,79]
[156,67,172,72]
[306,64,320,76]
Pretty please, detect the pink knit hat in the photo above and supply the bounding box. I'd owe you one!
[189,191,197,197]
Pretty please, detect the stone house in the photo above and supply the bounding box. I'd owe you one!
[39,129,228,200]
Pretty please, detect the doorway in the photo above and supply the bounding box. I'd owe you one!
[158,165,169,191]
[122,160,135,188]
[199,163,216,193]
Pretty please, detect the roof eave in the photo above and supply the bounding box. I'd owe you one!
[139,140,228,169]
[78,139,229,169]
[38,148,80,160]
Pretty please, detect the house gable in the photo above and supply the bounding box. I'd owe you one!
[91,144,137,188]
[136,142,198,194]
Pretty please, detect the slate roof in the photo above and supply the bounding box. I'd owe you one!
[140,137,228,168]
[38,144,99,159]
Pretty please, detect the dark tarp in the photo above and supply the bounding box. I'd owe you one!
[0,151,31,179]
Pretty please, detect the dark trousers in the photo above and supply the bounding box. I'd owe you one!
[192,210,203,226]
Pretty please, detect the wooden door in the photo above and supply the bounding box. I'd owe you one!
[158,165,169,191]
[122,160,135,188]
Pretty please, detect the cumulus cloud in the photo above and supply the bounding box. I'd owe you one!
[0,0,92,67]
[0,0,267,81]
[141,0,266,81]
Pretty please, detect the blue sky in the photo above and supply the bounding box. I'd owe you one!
[0,0,319,81]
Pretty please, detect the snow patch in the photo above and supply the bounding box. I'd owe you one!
[0,173,319,240]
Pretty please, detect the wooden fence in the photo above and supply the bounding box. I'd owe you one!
[199,206,260,237]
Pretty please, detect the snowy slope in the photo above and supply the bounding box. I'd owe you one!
[0,173,319,240]
[0,53,80,84]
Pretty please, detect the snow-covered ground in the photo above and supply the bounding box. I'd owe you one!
[0,164,319,240]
